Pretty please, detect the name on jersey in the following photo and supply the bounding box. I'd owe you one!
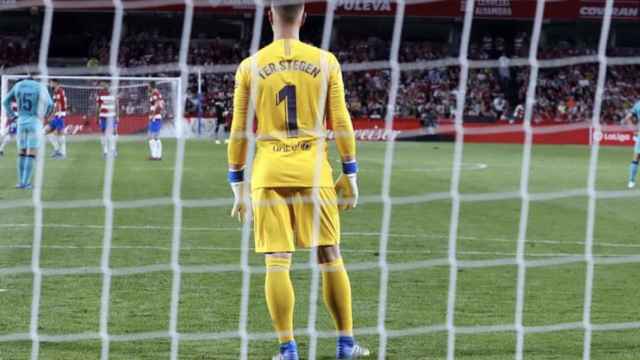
[272,141,312,153]
[258,60,321,80]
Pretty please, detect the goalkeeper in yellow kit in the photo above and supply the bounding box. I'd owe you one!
[227,2,368,359]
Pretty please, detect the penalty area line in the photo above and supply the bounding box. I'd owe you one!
[0,243,614,258]
[0,223,639,250]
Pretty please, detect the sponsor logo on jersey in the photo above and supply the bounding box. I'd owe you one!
[272,141,312,153]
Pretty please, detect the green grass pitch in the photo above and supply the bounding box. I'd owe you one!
[1,139,639,359]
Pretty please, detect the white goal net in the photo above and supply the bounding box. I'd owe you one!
[0,0,639,360]
[1,75,183,138]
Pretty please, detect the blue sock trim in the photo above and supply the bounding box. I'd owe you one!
[280,340,297,348]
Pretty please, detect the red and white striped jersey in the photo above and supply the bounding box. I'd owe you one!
[149,89,164,119]
[96,89,117,118]
[514,104,525,119]
[53,87,67,116]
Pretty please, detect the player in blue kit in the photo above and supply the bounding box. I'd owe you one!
[624,100,640,189]
[1,77,54,189]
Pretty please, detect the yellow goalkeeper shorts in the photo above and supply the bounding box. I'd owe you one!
[252,187,340,253]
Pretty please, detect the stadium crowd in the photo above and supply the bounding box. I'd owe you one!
[0,35,38,71]
[2,27,640,125]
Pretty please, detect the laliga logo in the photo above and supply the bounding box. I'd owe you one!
[592,130,603,142]
[592,130,633,143]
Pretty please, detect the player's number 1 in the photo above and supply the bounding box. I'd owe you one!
[276,85,299,137]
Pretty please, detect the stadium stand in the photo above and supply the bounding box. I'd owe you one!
[2,12,640,126]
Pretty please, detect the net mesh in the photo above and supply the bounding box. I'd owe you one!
[2,76,180,137]
[1,0,640,359]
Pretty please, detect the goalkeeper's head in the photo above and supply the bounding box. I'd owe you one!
[268,0,306,38]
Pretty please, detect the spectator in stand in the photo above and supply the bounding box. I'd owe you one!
[493,95,507,121]
[4,24,639,126]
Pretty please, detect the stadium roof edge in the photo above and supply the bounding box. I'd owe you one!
[2,1,640,21]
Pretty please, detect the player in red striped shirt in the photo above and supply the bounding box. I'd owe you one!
[45,79,67,159]
[147,81,164,160]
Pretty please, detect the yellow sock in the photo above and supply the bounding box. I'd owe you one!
[265,256,295,343]
[320,258,353,336]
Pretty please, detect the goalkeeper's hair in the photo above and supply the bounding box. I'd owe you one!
[270,0,304,24]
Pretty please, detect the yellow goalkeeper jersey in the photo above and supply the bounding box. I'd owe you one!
[228,38,356,190]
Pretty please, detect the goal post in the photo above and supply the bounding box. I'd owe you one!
[0,75,185,138]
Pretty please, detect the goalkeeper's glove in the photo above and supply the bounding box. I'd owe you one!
[335,160,359,211]
[228,168,248,223]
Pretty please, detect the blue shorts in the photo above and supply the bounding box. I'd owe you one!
[99,117,119,133]
[148,118,162,135]
[49,116,65,132]
[635,136,640,154]
[8,121,17,136]
[17,122,42,150]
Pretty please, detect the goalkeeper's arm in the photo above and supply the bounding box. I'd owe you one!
[227,59,251,222]
[327,54,358,210]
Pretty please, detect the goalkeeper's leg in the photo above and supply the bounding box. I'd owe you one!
[16,126,40,189]
[318,245,370,359]
[254,188,299,359]
[265,253,298,360]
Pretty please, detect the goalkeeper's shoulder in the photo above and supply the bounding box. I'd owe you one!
[319,48,341,69]
[296,41,341,69]
[237,56,250,69]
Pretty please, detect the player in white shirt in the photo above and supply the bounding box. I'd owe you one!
[96,82,119,158]
[492,95,507,121]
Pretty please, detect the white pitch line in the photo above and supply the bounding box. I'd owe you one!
[1,223,639,250]
[0,223,240,232]
[0,243,622,259]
